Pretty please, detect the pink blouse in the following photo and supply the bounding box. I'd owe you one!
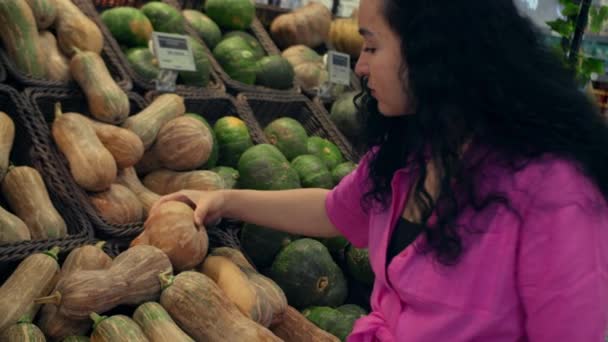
[325,151,608,341]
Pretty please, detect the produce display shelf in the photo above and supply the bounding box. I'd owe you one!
[24,87,148,239]
[237,92,360,162]
[0,84,94,265]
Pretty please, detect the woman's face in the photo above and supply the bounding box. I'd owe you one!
[355,0,413,116]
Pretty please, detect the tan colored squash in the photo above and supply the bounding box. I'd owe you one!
[115,167,161,217]
[0,111,15,182]
[143,169,224,195]
[0,204,31,243]
[70,50,130,124]
[0,247,60,333]
[152,116,213,170]
[1,166,67,239]
[134,149,162,176]
[54,0,103,56]
[39,30,71,82]
[122,94,186,150]
[89,184,144,225]
[24,0,56,29]
[90,313,149,342]
[0,316,46,342]
[159,271,283,342]
[271,306,340,342]
[38,242,113,341]
[270,2,331,48]
[52,104,117,192]
[293,63,328,91]
[133,302,194,342]
[34,245,172,320]
[87,118,144,168]
[329,18,364,59]
[131,201,208,272]
[210,246,254,270]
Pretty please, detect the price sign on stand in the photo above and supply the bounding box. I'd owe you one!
[327,50,351,86]
[150,32,196,91]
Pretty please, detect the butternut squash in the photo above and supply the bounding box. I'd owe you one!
[89,313,149,342]
[0,247,60,333]
[87,118,144,168]
[159,271,283,342]
[0,204,31,243]
[134,149,162,176]
[1,166,67,239]
[52,103,117,192]
[271,306,340,342]
[89,184,144,225]
[143,169,224,195]
[133,302,194,342]
[153,116,213,170]
[122,94,186,150]
[115,167,161,217]
[0,0,46,77]
[70,50,130,125]
[35,245,172,320]
[25,0,57,29]
[131,201,208,272]
[0,111,15,182]
[0,316,46,342]
[54,0,103,56]
[38,31,71,83]
[270,2,331,49]
[329,18,364,59]
[210,246,254,270]
[38,242,113,341]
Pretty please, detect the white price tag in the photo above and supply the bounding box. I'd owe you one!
[337,0,359,17]
[327,50,351,86]
[151,32,196,72]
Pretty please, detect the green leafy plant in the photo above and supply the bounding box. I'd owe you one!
[547,0,608,85]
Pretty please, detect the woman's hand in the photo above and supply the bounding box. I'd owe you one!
[149,190,226,227]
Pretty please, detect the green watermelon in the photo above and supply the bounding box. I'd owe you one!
[255,55,295,90]
[214,116,253,168]
[336,304,367,320]
[270,238,348,309]
[238,144,301,190]
[223,31,265,59]
[185,113,218,168]
[330,92,361,140]
[264,118,309,160]
[346,246,374,286]
[211,166,239,189]
[240,223,297,269]
[140,2,185,34]
[332,161,357,184]
[302,306,355,341]
[307,136,345,170]
[320,236,350,261]
[213,36,258,84]
[101,7,153,47]
[291,155,334,189]
[182,9,222,49]
[178,37,211,87]
[126,48,159,81]
[204,0,255,30]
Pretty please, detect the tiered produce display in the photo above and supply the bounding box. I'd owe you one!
[0,0,371,340]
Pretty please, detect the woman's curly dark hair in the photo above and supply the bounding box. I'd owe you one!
[358,0,608,265]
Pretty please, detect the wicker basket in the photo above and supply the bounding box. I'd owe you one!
[75,0,226,94]
[237,92,360,162]
[24,87,148,239]
[0,85,94,264]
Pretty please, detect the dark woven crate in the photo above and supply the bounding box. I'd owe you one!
[76,0,225,94]
[24,87,148,239]
[0,61,5,84]
[0,84,94,264]
[237,92,360,162]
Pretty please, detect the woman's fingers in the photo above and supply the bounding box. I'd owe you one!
[149,190,201,214]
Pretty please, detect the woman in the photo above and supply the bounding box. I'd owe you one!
[151,0,608,340]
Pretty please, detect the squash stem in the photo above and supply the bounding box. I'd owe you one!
[34,290,62,305]
[95,241,106,249]
[44,246,61,261]
[90,312,107,330]
[158,271,174,290]
[54,102,63,120]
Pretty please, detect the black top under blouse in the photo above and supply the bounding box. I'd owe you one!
[386,217,424,267]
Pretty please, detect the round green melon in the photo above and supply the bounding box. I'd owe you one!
[320,236,349,261]
[211,166,239,189]
[214,116,253,168]
[336,304,367,320]
[141,2,185,34]
[264,118,309,161]
[182,9,222,49]
[291,155,334,189]
[126,48,159,81]
[238,144,301,190]
[204,0,254,30]
[332,161,357,184]
[255,55,295,90]
[307,136,344,170]
[185,113,218,169]
[101,7,153,47]
[240,223,297,269]
[346,246,374,286]
[270,238,348,309]
[223,31,264,59]
[302,306,354,341]
[177,36,210,87]
[213,36,258,84]
[330,92,361,140]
